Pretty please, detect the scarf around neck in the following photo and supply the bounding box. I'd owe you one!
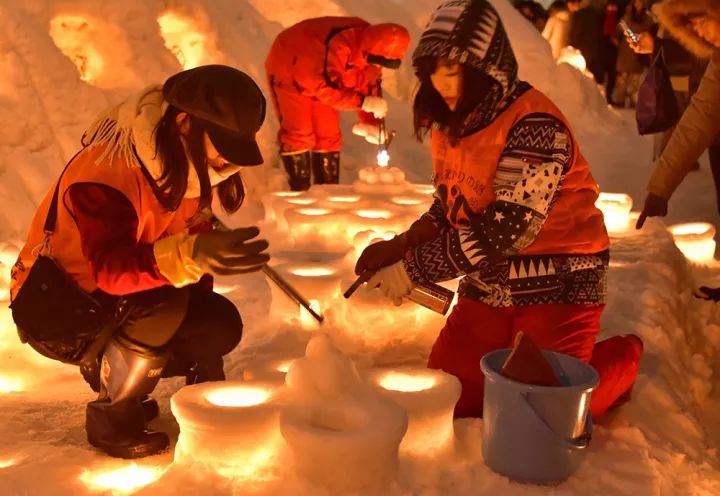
[81,85,242,199]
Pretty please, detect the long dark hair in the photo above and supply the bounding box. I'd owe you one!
[413,56,499,146]
[153,105,245,214]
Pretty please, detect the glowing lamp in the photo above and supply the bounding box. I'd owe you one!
[668,222,717,264]
[558,46,587,73]
[171,381,282,479]
[368,368,461,457]
[595,193,633,233]
[80,463,163,494]
[299,299,322,330]
[0,458,16,469]
[284,207,350,249]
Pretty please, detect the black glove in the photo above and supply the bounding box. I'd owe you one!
[635,193,668,229]
[405,217,440,247]
[193,227,269,276]
[355,237,407,275]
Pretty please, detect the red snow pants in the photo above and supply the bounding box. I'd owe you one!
[270,85,342,153]
[427,297,643,419]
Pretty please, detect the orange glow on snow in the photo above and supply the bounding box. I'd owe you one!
[80,463,162,494]
[49,16,104,83]
[158,13,207,69]
[0,376,23,393]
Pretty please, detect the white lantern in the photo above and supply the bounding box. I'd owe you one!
[367,368,461,457]
[171,381,283,480]
[595,193,633,233]
[668,222,717,264]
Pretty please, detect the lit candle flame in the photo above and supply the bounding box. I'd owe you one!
[290,267,335,277]
[80,463,163,494]
[379,372,437,392]
[0,458,16,469]
[298,208,331,216]
[206,386,271,407]
[377,149,390,168]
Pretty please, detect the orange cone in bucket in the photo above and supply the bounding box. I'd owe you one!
[480,339,598,484]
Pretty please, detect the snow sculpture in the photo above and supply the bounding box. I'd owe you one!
[280,335,408,491]
[157,12,210,70]
[171,380,283,479]
[367,367,461,456]
[596,193,633,233]
[49,16,105,84]
[668,223,717,265]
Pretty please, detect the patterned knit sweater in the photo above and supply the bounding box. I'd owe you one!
[404,113,608,307]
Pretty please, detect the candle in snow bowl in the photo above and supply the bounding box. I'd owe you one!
[280,335,407,492]
[412,184,436,196]
[595,193,633,233]
[262,191,301,222]
[347,230,397,262]
[170,380,282,479]
[347,208,411,240]
[284,207,349,249]
[668,222,717,264]
[270,196,319,231]
[268,262,342,328]
[367,368,461,457]
[390,195,431,217]
[318,194,363,211]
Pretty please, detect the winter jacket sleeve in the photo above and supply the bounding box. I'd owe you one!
[315,30,373,110]
[403,115,571,284]
[647,51,720,199]
[66,182,172,295]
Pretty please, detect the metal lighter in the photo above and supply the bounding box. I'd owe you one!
[344,270,454,315]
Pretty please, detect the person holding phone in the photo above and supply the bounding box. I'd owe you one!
[613,0,654,107]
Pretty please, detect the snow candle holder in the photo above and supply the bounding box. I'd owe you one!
[596,193,633,233]
[668,222,717,264]
[368,368,461,457]
[243,358,296,383]
[347,208,409,240]
[268,262,341,328]
[318,194,363,211]
[390,195,430,217]
[284,207,349,248]
[264,193,318,231]
[170,381,282,479]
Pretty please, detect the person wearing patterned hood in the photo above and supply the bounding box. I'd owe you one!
[356,0,643,419]
[10,65,270,458]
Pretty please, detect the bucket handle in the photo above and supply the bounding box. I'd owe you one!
[520,392,592,451]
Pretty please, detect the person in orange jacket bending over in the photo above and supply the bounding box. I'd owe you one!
[265,17,410,190]
[356,0,643,420]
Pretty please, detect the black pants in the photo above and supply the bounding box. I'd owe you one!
[108,283,242,367]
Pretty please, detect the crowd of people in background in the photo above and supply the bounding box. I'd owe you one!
[516,0,697,109]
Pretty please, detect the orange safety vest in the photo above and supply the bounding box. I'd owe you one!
[431,88,609,256]
[10,145,199,299]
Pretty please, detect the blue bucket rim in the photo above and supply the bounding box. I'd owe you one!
[480,348,599,393]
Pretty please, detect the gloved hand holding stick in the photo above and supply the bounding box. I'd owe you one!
[207,213,324,324]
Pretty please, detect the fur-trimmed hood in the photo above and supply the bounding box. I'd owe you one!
[654,0,720,59]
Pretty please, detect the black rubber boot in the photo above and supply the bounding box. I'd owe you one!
[311,151,340,185]
[281,151,311,191]
[85,338,170,459]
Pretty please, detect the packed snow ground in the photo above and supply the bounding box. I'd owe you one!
[1,0,719,494]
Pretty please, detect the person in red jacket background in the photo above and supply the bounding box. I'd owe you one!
[10,66,270,459]
[356,0,643,420]
[265,17,410,190]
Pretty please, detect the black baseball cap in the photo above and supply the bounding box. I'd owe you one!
[163,65,266,166]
